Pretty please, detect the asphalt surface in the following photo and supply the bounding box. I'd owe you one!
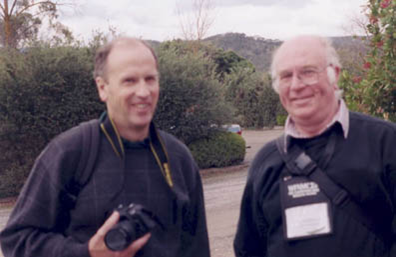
[0,128,284,257]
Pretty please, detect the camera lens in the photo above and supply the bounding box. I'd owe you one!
[105,222,135,251]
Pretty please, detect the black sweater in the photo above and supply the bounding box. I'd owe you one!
[234,111,396,256]
[0,117,210,256]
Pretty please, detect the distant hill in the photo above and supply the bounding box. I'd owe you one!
[148,33,367,73]
[204,33,281,72]
[204,33,366,73]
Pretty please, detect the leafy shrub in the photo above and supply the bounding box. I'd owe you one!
[188,131,246,169]
[154,42,233,144]
[224,70,281,128]
[339,0,395,122]
[276,114,287,126]
[0,44,104,197]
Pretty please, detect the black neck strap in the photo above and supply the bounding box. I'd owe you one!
[276,130,387,243]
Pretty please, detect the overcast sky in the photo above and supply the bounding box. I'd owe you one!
[57,0,368,42]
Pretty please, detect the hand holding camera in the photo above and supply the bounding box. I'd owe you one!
[88,203,160,256]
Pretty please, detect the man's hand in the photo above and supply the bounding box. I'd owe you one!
[88,211,151,257]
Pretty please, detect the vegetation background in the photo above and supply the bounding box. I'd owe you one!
[0,0,395,197]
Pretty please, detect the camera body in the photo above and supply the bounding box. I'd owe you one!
[104,203,158,251]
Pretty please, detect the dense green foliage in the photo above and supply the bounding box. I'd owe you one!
[224,69,284,128]
[0,27,376,197]
[154,41,234,144]
[0,45,104,197]
[339,0,396,122]
[188,131,246,169]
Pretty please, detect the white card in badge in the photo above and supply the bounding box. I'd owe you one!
[285,202,331,239]
[280,176,333,241]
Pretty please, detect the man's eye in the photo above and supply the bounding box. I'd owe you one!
[280,74,292,81]
[146,76,155,82]
[124,78,137,84]
[301,70,317,77]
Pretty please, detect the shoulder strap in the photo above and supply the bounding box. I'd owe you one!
[276,134,385,242]
[75,119,100,187]
[62,119,100,210]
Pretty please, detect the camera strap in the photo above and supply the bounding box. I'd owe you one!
[99,115,173,188]
[148,122,173,188]
[275,132,382,242]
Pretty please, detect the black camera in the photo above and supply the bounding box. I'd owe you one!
[104,203,160,251]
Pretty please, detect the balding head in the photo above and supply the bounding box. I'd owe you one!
[271,35,341,93]
[93,37,158,82]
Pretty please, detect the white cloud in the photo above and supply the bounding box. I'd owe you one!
[57,0,367,42]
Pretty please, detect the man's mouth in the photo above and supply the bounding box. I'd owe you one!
[291,95,313,105]
[136,103,150,109]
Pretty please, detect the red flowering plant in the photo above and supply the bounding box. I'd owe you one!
[339,0,396,122]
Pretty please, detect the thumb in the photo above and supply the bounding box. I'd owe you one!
[125,233,151,256]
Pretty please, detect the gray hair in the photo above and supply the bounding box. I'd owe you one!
[270,35,341,94]
[93,37,158,82]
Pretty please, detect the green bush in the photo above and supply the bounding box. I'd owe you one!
[0,44,104,197]
[276,114,287,126]
[154,41,234,144]
[188,131,246,169]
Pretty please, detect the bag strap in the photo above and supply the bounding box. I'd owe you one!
[76,119,100,187]
[66,119,100,206]
[275,134,384,242]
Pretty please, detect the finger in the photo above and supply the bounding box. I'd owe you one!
[125,233,151,256]
[96,211,120,237]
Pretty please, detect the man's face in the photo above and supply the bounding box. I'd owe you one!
[96,41,159,137]
[274,38,339,127]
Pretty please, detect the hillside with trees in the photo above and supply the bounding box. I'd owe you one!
[204,33,367,73]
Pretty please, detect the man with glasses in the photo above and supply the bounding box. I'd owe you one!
[234,35,395,256]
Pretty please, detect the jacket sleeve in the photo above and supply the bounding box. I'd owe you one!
[382,125,396,256]
[179,163,210,257]
[0,134,90,257]
[233,174,268,257]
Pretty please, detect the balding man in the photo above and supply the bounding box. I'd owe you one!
[0,37,210,257]
[234,35,395,256]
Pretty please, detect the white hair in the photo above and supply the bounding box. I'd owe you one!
[270,35,341,96]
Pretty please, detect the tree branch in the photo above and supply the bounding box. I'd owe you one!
[0,1,5,14]
[15,1,56,17]
[10,0,18,16]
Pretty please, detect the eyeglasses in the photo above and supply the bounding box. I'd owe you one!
[275,66,329,88]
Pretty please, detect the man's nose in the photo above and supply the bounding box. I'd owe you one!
[136,80,150,97]
[290,74,305,90]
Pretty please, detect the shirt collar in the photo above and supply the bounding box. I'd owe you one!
[283,99,350,152]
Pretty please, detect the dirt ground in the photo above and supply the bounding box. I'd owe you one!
[0,128,284,257]
[201,128,283,256]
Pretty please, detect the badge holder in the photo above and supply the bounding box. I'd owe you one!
[280,175,333,241]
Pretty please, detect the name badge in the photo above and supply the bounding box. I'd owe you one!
[280,176,333,241]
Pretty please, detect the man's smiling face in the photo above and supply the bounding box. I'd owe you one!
[274,37,338,127]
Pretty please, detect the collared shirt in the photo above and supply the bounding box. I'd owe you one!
[283,99,350,152]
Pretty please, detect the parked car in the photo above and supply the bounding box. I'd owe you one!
[222,124,242,135]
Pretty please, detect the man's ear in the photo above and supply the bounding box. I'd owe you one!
[327,66,341,90]
[95,77,108,102]
[334,66,340,88]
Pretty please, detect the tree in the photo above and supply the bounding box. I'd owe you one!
[0,0,72,48]
[154,41,234,144]
[176,0,215,41]
[340,0,396,121]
